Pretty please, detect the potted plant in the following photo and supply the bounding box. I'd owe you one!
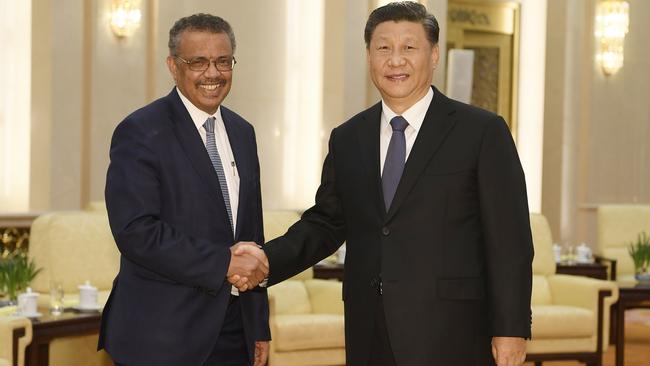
[0,249,42,303]
[628,231,650,282]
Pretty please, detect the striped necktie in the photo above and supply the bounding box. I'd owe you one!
[203,117,233,230]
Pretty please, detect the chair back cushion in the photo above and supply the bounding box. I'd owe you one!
[597,204,650,276]
[530,213,556,276]
[263,210,301,240]
[29,211,120,293]
[268,281,312,315]
[531,275,552,305]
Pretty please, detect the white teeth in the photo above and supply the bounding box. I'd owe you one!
[200,84,220,90]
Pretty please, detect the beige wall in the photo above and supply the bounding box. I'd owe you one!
[30,0,151,210]
[28,0,649,246]
[542,0,650,247]
[29,0,383,211]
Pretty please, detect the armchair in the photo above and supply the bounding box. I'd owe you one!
[526,214,619,366]
[596,204,650,282]
[0,315,32,366]
[267,268,345,366]
[28,210,119,366]
[262,210,346,366]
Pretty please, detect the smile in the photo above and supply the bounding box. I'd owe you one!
[385,73,409,81]
[199,83,223,91]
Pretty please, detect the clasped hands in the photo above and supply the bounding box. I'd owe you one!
[227,241,269,292]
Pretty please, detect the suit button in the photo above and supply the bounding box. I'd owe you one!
[382,227,390,236]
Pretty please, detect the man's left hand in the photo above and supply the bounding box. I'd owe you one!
[254,341,269,366]
[491,336,526,366]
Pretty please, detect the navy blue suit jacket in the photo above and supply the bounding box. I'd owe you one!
[99,88,270,366]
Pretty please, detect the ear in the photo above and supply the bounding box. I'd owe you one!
[366,47,371,68]
[431,44,440,69]
[166,56,178,82]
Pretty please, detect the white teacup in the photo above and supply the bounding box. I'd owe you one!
[78,280,98,309]
[576,243,592,263]
[17,287,39,316]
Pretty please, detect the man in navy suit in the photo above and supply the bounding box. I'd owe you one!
[234,2,533,365]
[99,14,269,366]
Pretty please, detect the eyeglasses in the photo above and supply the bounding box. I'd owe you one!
[175,55,237,72]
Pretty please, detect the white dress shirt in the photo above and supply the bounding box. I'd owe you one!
[380,87,434,175]
[177,88,240,236]
[177,88,242,295]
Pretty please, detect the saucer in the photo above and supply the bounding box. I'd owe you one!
[17,312,42,318]
[73,304,101,311]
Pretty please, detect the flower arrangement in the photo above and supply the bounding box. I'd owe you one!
[0,249,42,301]
[628,231,650,281]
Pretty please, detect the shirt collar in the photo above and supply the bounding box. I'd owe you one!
[381,86,434,132]
[176,86,221,131]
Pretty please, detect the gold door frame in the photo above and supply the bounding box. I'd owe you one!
[447,0,520,140]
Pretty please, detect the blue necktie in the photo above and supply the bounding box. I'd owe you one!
[203,117,233,230]
[382,116,409,211]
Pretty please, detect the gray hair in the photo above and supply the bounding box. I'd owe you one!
[168,13,236,56]
[364,1,439,48]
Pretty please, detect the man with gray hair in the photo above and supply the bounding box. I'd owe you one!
[99,13,270,366]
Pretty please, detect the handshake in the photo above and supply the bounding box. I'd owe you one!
[227,242,269,292]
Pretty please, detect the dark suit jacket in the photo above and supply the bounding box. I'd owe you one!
[99,88,270,366]
[265,86,533,366]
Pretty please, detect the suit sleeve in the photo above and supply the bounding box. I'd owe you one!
[477,116,534,338]
[264,128,347,285]
[105,118,231,292]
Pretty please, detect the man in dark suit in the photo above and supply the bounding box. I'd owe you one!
[99,14,270,366]
[234,2,533,365]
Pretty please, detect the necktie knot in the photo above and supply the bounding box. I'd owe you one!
[390,116,409,132]
[203,117,216,133]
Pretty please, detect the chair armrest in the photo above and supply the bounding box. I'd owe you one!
[594,255,617,281]
[0,316,33,366]
[304,279,344,315]
[547,275,618,351]
[548,274,618,310]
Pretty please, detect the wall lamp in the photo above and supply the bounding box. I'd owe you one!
[595,0,630,76]
[109,0,142,38]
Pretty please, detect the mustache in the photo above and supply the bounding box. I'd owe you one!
[197,79,227,85]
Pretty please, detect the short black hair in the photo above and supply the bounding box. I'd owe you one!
[168,13,236,56]
[364,1,439,48]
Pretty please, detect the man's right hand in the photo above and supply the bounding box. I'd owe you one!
[227,242,269,291]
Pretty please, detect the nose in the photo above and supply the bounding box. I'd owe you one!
[204,60,222,77]
[388,49,406,67]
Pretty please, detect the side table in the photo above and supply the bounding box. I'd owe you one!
[14,308,101,366]
[313,263,344,281]
[556,262,608,280]
[614,282,650,366]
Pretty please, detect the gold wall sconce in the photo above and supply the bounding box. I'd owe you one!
[109,0,142,38]
[595,0,629,76]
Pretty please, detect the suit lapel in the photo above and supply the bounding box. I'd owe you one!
[355,102,385,217]
[166,89,229,215]
[221,107,249,240]
[385,87,457,221]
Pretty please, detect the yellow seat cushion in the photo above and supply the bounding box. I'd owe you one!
[532,305,595,339]
[273,314,345,351]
